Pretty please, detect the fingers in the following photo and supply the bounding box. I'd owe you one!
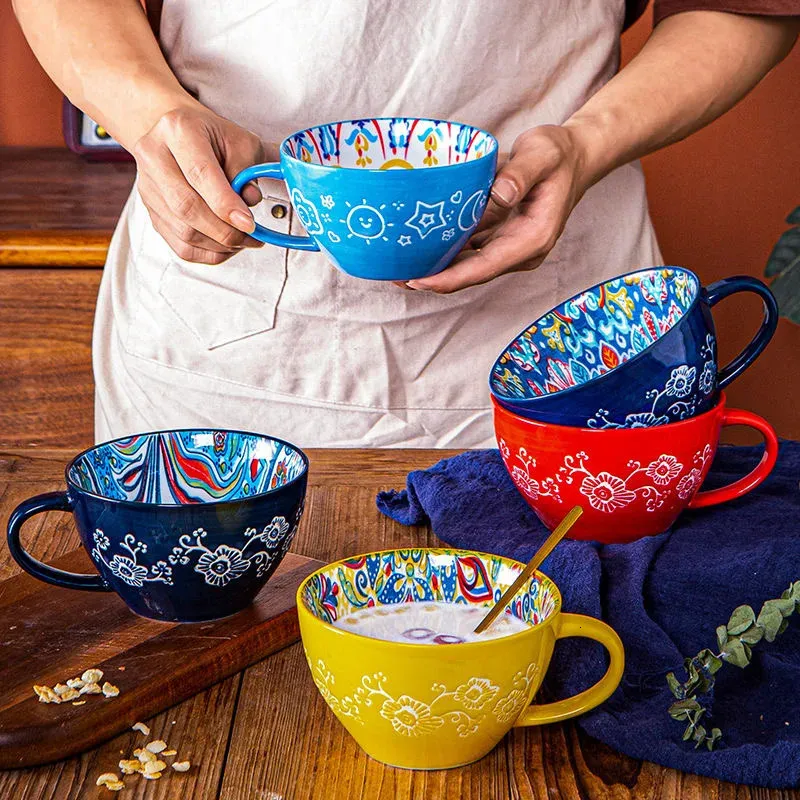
[147,208,237,265]
[407,213,550,293]
[137,153,262,252]
[134,108,275,262]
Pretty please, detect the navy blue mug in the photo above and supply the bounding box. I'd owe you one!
[7,430,308,622]
[489,267,778,428]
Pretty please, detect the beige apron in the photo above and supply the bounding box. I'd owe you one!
[94,0,662,448]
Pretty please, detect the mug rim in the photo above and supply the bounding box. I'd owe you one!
[489,265,703,406]
[492,390,727,432]
[296,546,563,649]
[63,428,309,509]
[279,116,499,173]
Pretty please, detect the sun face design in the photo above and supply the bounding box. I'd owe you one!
[340,199,393,243]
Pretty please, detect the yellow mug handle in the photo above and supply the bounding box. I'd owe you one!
[514,612,625,726]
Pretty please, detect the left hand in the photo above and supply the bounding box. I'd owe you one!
[405,124,589,293]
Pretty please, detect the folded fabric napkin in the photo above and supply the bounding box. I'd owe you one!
[377,442,800,787]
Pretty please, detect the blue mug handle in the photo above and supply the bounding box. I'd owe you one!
[7,492,110,591]
[705,275,779,389]
[230,164,320,251]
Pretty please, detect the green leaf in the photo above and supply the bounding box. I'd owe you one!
[790,582,800,600]
[666,672,684,699]
[740,625,764,646]
[764,227,800,278]
[707,728,722,751]
[772,598,796,618]
[757,605,784,642]
[683,724,694,741]
[669,698,702,720]
[769,264,800,325]
[722,638,751,668]
[716,624,729,650]
[778,618,790,636]
[727,605,756,635]
[694,725,707,748]
[787,206,800,225]
[698,649,724,674]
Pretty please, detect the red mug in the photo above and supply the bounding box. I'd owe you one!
[493,393,778,544]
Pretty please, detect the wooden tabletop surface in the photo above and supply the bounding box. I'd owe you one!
[0,447,793,800]
[0,148,135,267]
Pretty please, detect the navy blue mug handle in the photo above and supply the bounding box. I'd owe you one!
[705,276,779,389]
[7,492,110,591]
[230,163,320,251]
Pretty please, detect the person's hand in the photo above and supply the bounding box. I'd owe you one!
[133,104,278,264]
[405,124,590,293]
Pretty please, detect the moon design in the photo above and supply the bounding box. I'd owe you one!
[457,190,487,232]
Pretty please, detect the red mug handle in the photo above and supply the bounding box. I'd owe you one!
[689,408,778,509]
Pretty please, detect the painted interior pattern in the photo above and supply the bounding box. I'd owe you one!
[284,117,497,170]
[491,268,700,400]
[68,431,306,504]
[302,549,559,629]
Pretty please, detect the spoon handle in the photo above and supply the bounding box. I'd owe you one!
[473,505,583,634]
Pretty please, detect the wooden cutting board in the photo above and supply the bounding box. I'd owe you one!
[0,548,323,768]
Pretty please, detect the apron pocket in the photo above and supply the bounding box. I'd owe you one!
[158,253,286,350]
[156,194,291,350]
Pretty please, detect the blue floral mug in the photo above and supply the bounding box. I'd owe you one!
[6,430,308,622]
[231,117,498,281]
[489,267,778,428]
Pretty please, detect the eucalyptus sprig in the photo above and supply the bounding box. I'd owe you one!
[666,580,800,750]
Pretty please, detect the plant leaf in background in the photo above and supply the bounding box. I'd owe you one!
[764,206,800,324]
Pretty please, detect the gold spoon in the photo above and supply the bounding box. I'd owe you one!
[473,505,583,635]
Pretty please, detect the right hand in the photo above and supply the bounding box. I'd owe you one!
[133,104,278,265]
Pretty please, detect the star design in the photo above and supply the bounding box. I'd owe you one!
[397,234,412,246]
[404,201,447,240]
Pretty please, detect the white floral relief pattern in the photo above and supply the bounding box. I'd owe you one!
[92,531,173,587]
[168,514,298,587]
[499,441,561,503]
[503,443,715,514]
[308,657,540,737]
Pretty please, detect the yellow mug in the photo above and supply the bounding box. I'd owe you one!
[297,548,624,770]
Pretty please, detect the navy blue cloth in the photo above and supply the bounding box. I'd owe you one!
[376,442,800,787]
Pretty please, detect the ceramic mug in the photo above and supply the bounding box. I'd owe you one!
[7,430,308,622]
[489,267,778,428]
[493,393,778,544]
[298,547,624,770]
[230,117,498,281]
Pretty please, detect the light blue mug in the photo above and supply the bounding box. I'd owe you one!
[231,117,498,281]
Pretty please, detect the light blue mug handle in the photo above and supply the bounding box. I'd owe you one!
[230,164,320,251]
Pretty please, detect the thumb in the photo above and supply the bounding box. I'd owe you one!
[489,130,562,209]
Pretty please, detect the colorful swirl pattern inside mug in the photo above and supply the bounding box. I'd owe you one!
[301,548,559,629]
[284,117,495,171]
[68,431,307,504]
[491,268,701,402]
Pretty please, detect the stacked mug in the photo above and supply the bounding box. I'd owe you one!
[490,267,780,543]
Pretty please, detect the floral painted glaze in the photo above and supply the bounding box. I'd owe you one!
[297,548,624,770]
[490,267,778,428]
[231,117,498,280]
[7,430,308,622]
[493,394,778,543]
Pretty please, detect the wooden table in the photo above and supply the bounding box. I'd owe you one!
[0,448,792,800]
